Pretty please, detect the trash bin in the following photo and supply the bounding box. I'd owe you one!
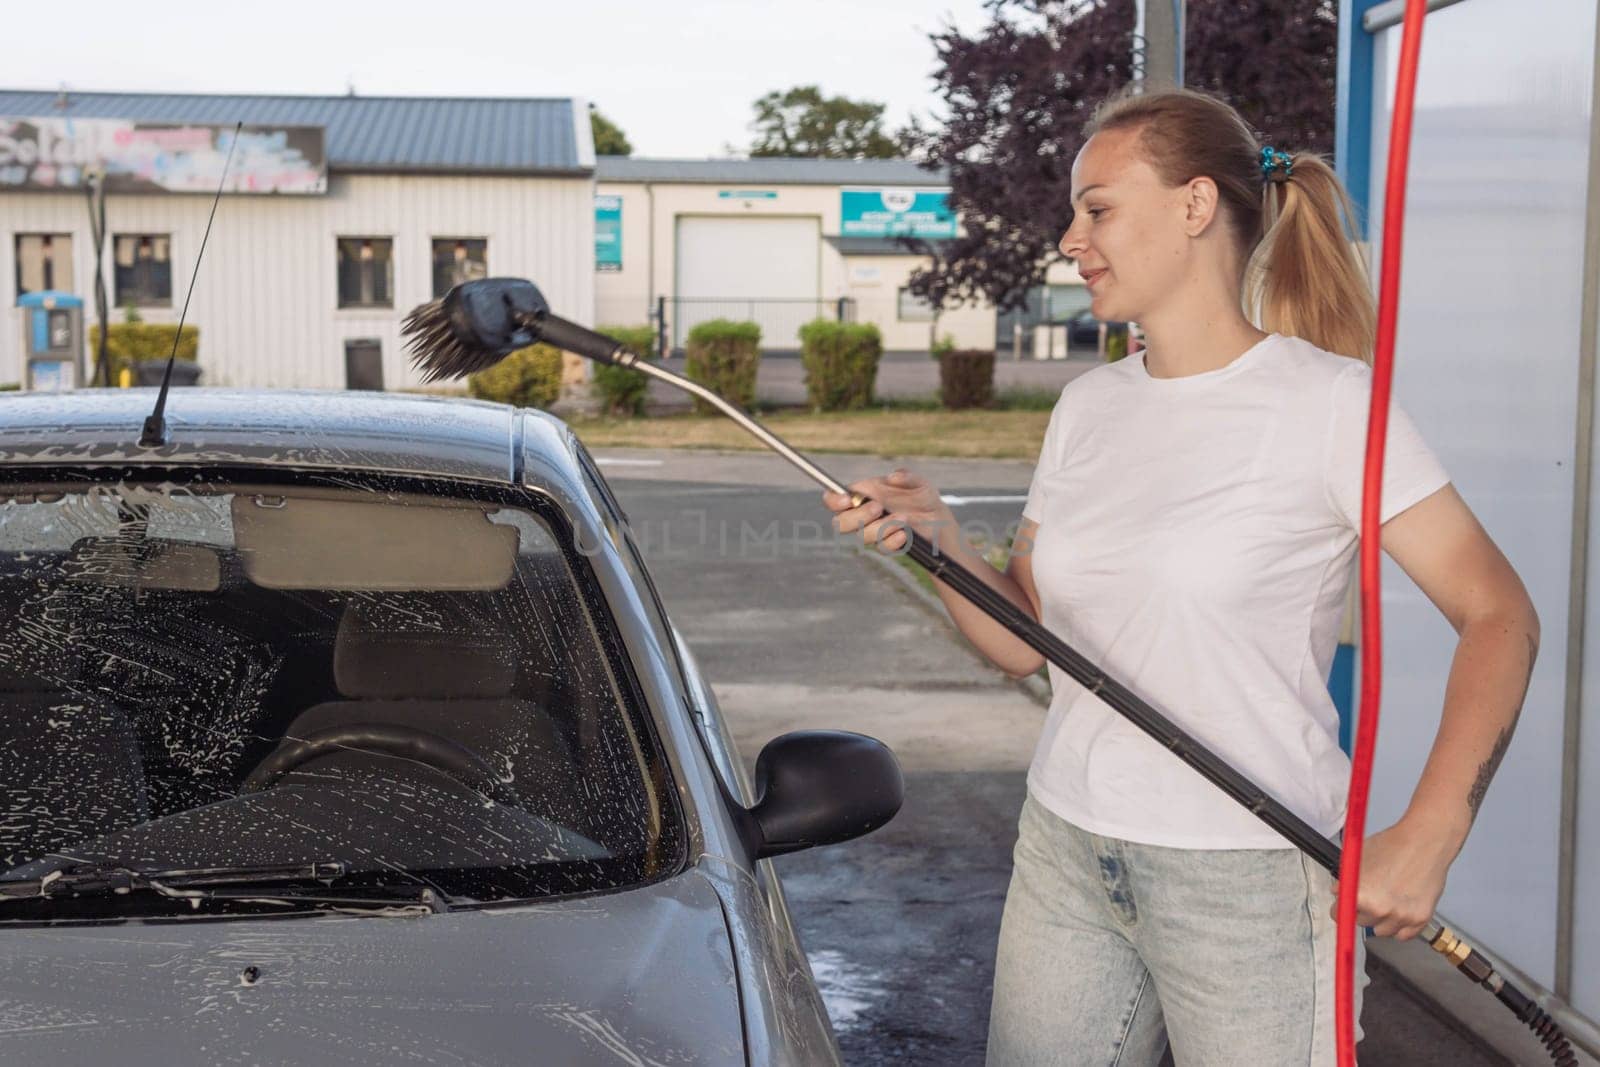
[132,360,203,387]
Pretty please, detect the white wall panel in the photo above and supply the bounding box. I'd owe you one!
[1363,0,1595,996]
[2,172,592,390]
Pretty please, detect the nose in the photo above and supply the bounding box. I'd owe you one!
[1058,212,1088,259]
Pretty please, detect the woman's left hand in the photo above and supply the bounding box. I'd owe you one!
[1330,819,1459,940]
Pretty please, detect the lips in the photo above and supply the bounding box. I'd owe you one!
[1081,268,1107,287]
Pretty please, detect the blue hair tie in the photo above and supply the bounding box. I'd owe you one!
[1260,145,1293,183]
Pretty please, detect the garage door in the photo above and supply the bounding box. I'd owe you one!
[674,216,820,349]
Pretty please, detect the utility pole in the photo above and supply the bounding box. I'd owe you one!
[1134,0,1186,92]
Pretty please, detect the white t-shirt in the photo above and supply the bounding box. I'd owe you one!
[1021,332,1450,849]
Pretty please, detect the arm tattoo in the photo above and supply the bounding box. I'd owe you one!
[1466,725,1514,819]
[1466,631,1537,820]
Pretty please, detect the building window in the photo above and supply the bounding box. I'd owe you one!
[336,237,394,308]
[113,234,173,307]
[431,238,488,298]
[14,234,73,298]
[897,286,935,322]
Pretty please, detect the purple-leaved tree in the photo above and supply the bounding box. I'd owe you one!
[905,0,1337,313]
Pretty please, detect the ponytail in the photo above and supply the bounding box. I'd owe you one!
[1247,153,1376,365]
[1086,88,1374,364]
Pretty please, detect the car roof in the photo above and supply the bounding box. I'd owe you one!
[0,388,583,489]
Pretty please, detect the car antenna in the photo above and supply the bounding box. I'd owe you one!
[139,121,241,448]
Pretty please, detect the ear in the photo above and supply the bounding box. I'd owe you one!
[1181,176,1222,237]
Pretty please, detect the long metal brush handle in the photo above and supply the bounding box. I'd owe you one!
[626,355,1340,860]
[623,353,1560,1044]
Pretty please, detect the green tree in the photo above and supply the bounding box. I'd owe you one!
[749,85,902,159]
[590,105,632,156]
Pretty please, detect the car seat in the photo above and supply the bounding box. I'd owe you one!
[266,597,589,832]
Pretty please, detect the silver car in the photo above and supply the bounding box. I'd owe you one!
[0,389,903,1066]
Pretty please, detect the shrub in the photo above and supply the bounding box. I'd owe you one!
[930,332,956,361]
[939,349,996,410]
[798,320,883,411]
[467,343,565,409]
[1105,327,1129,363]
[88,323,199,381]
[592,324,657,416]
[685,319,761,414]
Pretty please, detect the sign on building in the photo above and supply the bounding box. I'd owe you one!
[840,187,956,238]
[595,194,623,272]
[0,118,326,194]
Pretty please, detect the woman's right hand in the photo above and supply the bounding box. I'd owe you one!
[822,468,954,553]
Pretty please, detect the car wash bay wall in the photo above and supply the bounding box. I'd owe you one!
[1349,0,1600,1037]
[0,172,593,390]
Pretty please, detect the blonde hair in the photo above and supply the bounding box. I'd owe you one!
[1084,87,1375,364]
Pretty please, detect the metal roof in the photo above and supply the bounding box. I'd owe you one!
[594,155,948,186]
[0,389,586,488]
[0,90,588,175]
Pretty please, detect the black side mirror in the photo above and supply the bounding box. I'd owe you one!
[744,730,903,859]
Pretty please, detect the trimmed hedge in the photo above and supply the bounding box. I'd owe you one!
[1105,327,1129,363]
[467,342,565,409]
[685,319,761,415]
[939,349,996,410]
[88,323,199,380]
[592,325,657,416]
[798,320,883,412]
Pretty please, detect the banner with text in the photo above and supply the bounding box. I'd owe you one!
[595,194,623,272]
[839,187,955,239]
[0,117,326,194]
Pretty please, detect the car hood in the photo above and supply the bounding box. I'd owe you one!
[0,869,745,1065]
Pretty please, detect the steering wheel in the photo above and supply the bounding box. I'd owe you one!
[241,723,515,804]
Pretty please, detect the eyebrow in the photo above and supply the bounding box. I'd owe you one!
[1072,184,1107,204]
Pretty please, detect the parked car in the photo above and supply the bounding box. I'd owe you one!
[1062,308,1128,348]
[0,388,903,1065]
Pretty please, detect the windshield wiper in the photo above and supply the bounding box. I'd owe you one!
[0,861,446,914]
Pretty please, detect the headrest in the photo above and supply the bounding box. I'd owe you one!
[334,598,519,700]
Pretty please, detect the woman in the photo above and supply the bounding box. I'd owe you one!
[824,88,1539,1065]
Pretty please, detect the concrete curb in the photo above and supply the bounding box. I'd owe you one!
[861,547,1053,710]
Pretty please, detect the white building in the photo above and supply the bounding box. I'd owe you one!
[593,156,1087,355]
[0,90,596,390]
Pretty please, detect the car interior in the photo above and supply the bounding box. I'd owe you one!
[0,482,683,906]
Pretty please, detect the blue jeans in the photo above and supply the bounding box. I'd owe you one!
[986,794,1367,1066]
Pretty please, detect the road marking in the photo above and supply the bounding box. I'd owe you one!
[940,494,1029,506]
[594,457,665,467]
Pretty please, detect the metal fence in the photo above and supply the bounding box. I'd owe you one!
[661,297,855,354]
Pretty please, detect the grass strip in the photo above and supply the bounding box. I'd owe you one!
[569,407,1051,460]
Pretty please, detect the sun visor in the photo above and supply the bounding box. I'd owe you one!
[65,538,223,592]
[232,495,518,591]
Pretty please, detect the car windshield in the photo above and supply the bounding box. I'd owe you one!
[0,477,683,915]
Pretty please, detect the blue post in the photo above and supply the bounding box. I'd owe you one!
[1326,0,1387,754]
[1335,0,1385,239]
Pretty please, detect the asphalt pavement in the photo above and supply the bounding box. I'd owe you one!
[596,447,1509,1066]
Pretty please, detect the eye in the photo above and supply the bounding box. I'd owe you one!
[1086,207,1106,219]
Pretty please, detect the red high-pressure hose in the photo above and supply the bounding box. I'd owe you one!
[1336,0,1427,1063]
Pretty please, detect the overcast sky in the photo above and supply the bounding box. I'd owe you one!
[4,0,994,158]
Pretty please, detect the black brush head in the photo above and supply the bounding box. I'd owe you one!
[402,277,551,383]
